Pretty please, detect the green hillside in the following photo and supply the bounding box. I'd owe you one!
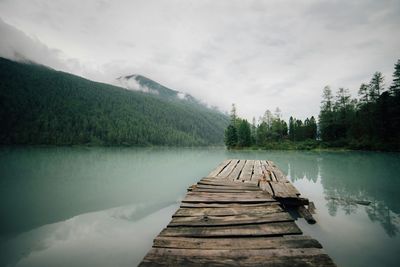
[0,58,229,146]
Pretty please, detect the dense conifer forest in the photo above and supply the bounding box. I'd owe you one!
[318,60,400,150]
[0,58,229,146]
[225,59,400,151]
[224,104,318,150]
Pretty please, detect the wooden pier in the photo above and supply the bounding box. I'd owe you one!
[139,159,336,267]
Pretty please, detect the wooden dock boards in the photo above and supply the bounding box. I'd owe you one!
[206,160,304,200]
[139,159,336,267]
[239,160,254,181]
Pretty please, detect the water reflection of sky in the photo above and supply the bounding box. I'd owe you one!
[2,202,179,267]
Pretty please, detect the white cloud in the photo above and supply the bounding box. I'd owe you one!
[0,0,399,121]
[177,92,186,100]
[116,76,159,95]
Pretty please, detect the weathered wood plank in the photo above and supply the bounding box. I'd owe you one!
[143,247,326,258]
[180,202,280,208]
[191,188,262,193]
[243,180,259,186]
[160,221,302,237]
[182,198,275,204]
[260,161,274,181]
[269,181,298,198]
[297,205,316,224]
[270,170,278,181]
[173,205,283,217]
[197,180,258,188]
[153,235,323,249]
[226,159,246,181]
[273,170,286,182]
[239,160,254,181]
[308,202,316,214]
[139,249,336,267]
[217,159,239,179]
[252,160,264,181]
[183,192,275,203]
[207,159,231,178]
[284,181,301,196]
[267,161,288,182]
[169,212,293,227]
[259,179,274,195]
[265,170,273,181]
[194,184,262,191]
[266,160,275,167]
[186,191,272,198]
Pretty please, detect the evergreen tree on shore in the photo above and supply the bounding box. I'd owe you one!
[317,59,400,150]
[237,119,252,147]
[389,59,400,96]
[224,105,316,148]
[369,72,384,101]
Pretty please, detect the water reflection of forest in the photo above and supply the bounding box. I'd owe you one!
[272,151,400,237]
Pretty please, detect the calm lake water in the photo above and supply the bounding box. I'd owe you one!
[0,147,399,267]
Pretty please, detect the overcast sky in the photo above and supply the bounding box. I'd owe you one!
[1,0,399,121]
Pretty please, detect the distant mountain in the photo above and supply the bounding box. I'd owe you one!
[0,58,229,146]
[117,74,200,104]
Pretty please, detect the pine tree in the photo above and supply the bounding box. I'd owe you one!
[230,103,237,124]
[251,117,257,145]
[319,86,335,141]
[309,116,317,139]
[358,83,369,105]
[295,119,304,140]
[274,107,281,119]
[256,122,268,146]
[369,72,384,101]
[262,109,273,129]
[224,124,238,148]
[321,86,333,111]
[289,116,295,141]
[389,59,400,96]
[335,88,351,110]
[237,119,251,147]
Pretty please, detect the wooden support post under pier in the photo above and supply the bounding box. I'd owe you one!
[139,159,336,267]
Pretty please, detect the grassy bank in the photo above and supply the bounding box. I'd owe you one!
[228,139,400,152]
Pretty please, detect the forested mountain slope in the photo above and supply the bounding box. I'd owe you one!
[0,58,229,146]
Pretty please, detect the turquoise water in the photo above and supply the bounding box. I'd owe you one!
[0,147,399,267]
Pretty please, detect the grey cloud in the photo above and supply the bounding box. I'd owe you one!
[0,18,66,70]
[0,0,399,121]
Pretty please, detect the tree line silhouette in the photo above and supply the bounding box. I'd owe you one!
[225,59,400,151]
[224,104,318,149]
[319,59,400,150]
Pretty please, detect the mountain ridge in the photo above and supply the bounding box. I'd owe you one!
[116,74,201,104]
[0,57,229,146]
